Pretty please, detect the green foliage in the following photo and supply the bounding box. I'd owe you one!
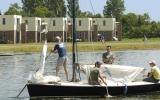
[79,11,102,18]
[67,0,81,17]
[103,0,125,21]
[34,6,49,17]
[21,0,66,17]
[4,3,22,15]
[121,13,160,38]
[44,0,66,17]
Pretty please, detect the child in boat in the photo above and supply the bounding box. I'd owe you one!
[143,60,160,83]
[88,61,107,85]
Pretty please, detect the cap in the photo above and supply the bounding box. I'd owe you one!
[55,36,61,40]
[95,61,102,65]
[149,60,156,64]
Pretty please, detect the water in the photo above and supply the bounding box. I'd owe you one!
[0,50,160,100]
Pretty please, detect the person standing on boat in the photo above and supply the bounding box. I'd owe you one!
[143,60,160,83]
[88,61,107,86]
[51,36,68,81]
[102,46,115,64]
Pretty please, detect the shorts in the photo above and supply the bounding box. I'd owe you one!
[56,56,67,66]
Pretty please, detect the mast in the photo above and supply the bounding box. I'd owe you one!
[71,0,77,82]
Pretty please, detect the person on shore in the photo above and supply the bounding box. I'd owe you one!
[143,60,160,83]
[88,61,107,86]
[102,46,115,64]
[51,36,68,81]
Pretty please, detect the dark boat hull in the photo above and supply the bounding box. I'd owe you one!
[27,82,160,97]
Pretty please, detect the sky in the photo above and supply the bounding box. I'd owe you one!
[0,0,160,21]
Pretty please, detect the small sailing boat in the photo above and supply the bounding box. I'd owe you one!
[26,0,160,98]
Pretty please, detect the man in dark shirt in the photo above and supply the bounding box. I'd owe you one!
[102,46,114,64]
[88,61,107,86]
[52,36,68,81]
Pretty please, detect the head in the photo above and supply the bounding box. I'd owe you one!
[106,45,111,52]
[149,60,156,67]
[95,61,102,68]
[55,36,61,42]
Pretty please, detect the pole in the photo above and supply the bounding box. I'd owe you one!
[16,84,27,97]
[71,0,77,82]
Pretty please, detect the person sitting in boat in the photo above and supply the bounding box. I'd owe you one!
[88,61,107,86]
[102,46,115,64]
[51,36,68,81]
[143,60,160,83]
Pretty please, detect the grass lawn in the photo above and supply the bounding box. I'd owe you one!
[0,38,160,53]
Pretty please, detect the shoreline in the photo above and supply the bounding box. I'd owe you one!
[0,41,160,53]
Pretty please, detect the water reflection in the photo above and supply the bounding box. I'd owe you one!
[0,50,160,100]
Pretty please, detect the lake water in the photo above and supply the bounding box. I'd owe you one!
[0,50,160,100]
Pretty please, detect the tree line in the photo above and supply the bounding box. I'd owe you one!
[4,0,160,38]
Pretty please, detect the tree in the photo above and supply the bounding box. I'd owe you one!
[5,3,22,15]
[21,0,44,16]
[57,0,66,17]
[34,6,49,17]
[79,11,93,17]
[67,0,81,17]
[103,0,125,21]
[121,13,152,38]
[21,0,66,17]
[44,0,66,17]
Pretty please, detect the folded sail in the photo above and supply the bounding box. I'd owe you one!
[80,64,145,82]
[36,40,47,76]
[28,39,48,82]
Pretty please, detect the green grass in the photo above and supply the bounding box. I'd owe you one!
[0,38,160,53]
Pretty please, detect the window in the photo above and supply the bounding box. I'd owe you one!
[25,20,28,24]
[38,20,40,25]
[93,20,95,23]
[103,20,106,26]
[53,20,56,26]
[2,18,6,25]
[17,18,20,25]
[79,20,81,26]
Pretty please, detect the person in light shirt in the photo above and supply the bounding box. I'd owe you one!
[143,60,160,83]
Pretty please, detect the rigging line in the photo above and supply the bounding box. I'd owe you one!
[89,0,102,61]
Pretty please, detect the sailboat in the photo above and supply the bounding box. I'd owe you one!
[26,0,160,98]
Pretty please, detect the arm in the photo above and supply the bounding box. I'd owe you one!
[102,53,106,63]
[51,44,58,53]
[99,74,107,86]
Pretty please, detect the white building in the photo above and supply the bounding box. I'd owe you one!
[91,18,116,41]
[0,15,121,43]
[41,17,67,42]
[0,15,22,44]
[22,17,41,43]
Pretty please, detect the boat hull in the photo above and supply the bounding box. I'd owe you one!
[27,82,160,97]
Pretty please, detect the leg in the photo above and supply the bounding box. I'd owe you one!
[56,64,60,77]
[63,58,68,81]
[143,76,159,83]
[56,58,62,77]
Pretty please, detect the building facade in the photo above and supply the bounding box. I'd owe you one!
[41,17,67,42]
[0,15,122,43]
[0,15,22,44]
[22,17,41,43]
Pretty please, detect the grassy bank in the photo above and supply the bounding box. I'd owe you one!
[0,38,160,53]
